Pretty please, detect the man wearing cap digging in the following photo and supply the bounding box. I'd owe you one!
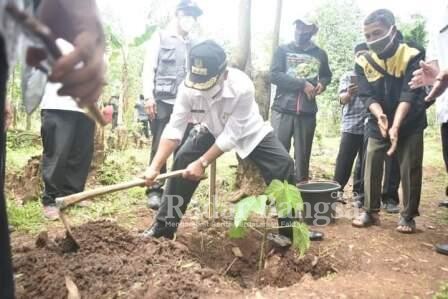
[142,40,296,240]
[270,18,332,184]
[142,0,203,210]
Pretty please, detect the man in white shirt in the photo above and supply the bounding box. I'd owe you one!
[40,82,96,220]
[410,5,448,255]
[142,40,295,240]
[142,0,202,210]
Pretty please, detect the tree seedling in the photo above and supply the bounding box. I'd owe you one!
[228,180,310,279]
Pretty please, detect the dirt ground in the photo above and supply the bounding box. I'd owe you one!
[10,165,448,298]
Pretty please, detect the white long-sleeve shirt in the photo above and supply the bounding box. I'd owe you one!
[427,6,448,124]
[162,68,272,159]
[142,23,193,105]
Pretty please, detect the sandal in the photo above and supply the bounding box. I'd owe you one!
[396,217,416,234]
[352,212,380,228]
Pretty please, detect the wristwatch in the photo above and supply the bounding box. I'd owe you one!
[199,157,209,169]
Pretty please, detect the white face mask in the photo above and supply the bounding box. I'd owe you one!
[179,16,196,33]
[197,74,225,100]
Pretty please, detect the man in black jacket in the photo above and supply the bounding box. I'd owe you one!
[270,19,332,184]
[352,9,427,233]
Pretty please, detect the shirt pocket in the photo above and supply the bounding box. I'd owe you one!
[158,46,177,76]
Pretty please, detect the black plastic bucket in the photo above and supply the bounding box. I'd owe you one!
[297,181,341,226]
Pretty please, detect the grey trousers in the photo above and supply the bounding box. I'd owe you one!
[41,110,95,206]
[364,133,423,220]
[271,110,316,182]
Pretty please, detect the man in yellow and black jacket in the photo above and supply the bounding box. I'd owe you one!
[352,9,427,233]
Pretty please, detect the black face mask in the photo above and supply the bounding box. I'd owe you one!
[295,32,313,46]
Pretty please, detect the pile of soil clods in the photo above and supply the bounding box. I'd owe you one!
[13,221,234,299]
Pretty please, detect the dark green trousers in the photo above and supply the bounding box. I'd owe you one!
[364,132,423,220]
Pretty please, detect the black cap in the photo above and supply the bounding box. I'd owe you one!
[176,0,203,17]
[185,40,227,91]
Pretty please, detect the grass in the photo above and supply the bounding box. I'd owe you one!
[5,127,447,233]
[434,282,448,299]
[7,200,45,233]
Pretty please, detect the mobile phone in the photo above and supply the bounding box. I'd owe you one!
[350,75,358,85]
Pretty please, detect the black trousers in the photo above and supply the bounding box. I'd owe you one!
[442,123,448,173]
[41,110,95,206]
[0,36,14,299]
[148,101,173,191]
[334,132,364,195]
[271,110,316,182]
[155,129,295,238]
[442,123,448,196]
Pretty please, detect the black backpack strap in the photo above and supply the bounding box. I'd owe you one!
[363,53,388,77]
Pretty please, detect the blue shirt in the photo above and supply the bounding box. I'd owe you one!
[338,71,366,135]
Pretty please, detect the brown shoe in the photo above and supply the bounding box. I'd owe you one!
[352,212,380,228]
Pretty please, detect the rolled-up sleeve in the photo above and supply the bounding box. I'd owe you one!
[215,87,255,152]
[161,85,191,141]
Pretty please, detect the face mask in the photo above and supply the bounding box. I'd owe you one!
[367,26,396,55]
[295,31,313,46]
[179,16,196,33]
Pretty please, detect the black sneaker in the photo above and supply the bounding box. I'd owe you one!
[146,190,163,210]
[141,221,175,240]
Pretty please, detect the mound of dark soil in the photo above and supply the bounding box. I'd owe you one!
[13,221,234,299]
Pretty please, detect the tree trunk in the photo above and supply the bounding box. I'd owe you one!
[272,0,283,52]
[230,0,285,201]
[92,126,106,170]
[253,71,271,121]
[118,46,129,127]
[25,114,32,131]
[229,0,267,200]
[233,0,252,73]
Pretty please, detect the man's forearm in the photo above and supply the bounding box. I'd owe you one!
[392,102,411,128]
[200,144,224,164]
[369,102,384,119]
[150,139,178,171]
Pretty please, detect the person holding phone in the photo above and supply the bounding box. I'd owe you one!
[333,43,368,204]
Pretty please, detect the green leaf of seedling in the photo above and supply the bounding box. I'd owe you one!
[233,196,267,227]
[292,222,310,256]
[266,180,304,217]
[265,179,283,200]
[228,224,247,239]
